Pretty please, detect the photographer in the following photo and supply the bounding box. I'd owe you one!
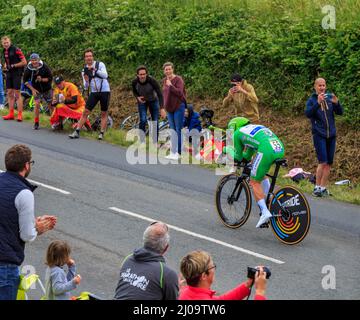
[23,53,53,129]
[69,48,110,141]
[179,250,267,300]
[222,73,260,123]
[305,78,343,197]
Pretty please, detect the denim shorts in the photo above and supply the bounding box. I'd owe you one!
[0,264,20,300]
[313,134,336,165]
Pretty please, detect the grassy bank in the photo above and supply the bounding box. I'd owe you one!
[1,0,359,124]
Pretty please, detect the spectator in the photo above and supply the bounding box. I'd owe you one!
[23,53,53,130]
[0,144,57,300]
[305,78,343,197]
[114,221,178,300]
[1,36,27,122]
[222,73,260,123]
[161,62,186,160]
[44,240,81,300]
[183,104,202,159]
[69,48,110,141]
[131,65,164,144]
[179,250,266,300]
[0,58,4,109]
[50,76,90,130]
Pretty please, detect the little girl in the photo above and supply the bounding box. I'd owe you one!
[45,240,81,300]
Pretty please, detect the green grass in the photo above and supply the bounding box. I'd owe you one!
[1,108,359,205]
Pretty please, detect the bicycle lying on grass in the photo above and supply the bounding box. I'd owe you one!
[215,158,311,245]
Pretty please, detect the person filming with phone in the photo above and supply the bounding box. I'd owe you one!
[222,73,260,123]
[305,78,343,197]
[179,250,267,300]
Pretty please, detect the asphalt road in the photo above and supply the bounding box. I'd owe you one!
[0,119,359,300]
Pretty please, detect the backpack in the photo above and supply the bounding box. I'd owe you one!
[83,61,108,93]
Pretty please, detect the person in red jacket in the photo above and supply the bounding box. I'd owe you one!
[179,250,266,300]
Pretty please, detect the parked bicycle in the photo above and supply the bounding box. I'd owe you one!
[119,108,170,143]
[215,159,311,245]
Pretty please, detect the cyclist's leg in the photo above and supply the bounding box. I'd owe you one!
[250,145,283,227]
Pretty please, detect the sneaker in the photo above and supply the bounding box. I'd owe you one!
[0,104,5,110]
[33,122,39,130]
[321,188,331,197]
[3,113,14,120]
[98,132,104,140]
[69,130,80,139]
[51,123,61,130]
[256,210,273,228]
[17,113,23,122]
[194,153,202,161]
[165,152,180,160]
[312,187,322,197]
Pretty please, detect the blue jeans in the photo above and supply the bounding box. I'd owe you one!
[138,100,159,143]
[0,264,20,300]
[167,102,185,154]
[0,70,5,105]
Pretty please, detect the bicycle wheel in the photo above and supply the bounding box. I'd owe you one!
[215,174,252,228]
[269,186,311,245]
[120,113,139,131]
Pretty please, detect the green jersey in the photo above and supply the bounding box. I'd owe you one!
[233,124,285,181]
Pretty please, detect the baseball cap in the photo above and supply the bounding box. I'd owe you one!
[30,53,40,60]
[54,76,64,84]
[230,73,243,82]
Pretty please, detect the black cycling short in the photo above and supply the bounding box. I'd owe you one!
[86,92,110,112]
[5,72,22,90]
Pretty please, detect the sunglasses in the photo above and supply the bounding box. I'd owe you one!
[28,160,35,166]
[205,264,216,273]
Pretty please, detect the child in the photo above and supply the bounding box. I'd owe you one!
[183,104,202,158]
[45,240,81,300]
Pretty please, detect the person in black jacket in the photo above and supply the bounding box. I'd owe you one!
[114,222,178,300]
[1,36,27,121]
[23,53,53,130]
[305,78,343,197]
[132,66,164,144]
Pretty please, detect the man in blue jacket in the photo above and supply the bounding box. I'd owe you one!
[0,144,57,300]
[305,78,343,197]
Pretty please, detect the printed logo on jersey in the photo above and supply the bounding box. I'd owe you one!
[270,139,283,153]
[240,125,265,137]
[263,129,274,137]
[251,152,263,176]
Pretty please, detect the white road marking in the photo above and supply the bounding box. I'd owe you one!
[0,169,71,195]
[109,206,285,264]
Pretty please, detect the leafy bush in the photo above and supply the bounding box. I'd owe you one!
[0,0,359,123]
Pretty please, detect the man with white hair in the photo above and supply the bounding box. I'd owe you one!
[114,221,178,300]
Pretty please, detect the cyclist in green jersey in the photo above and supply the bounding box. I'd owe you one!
[224,117,285,228]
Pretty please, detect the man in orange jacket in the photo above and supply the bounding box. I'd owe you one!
[50,76,90,130]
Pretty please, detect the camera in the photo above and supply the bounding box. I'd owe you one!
[247,266,271,279]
